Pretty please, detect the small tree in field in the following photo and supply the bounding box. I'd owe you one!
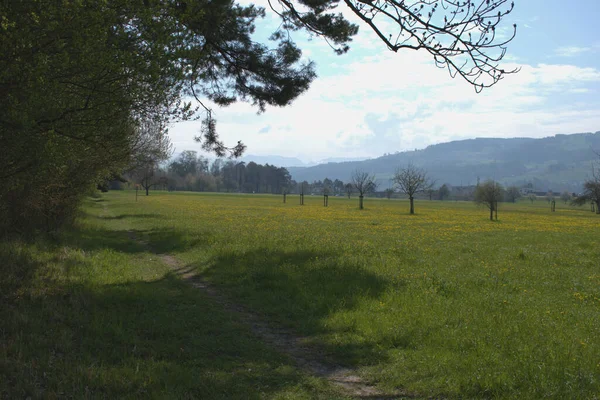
[571,163,600,214]
[129,119,173,196]
[345,183,353,199]
[351,170,377,209]
[560,191,572,204]
[438,184,450,201]
[384,188,394,199]
[474,180,504,221]
[393,163,433,214]
[528,193,536,203]
[505,186,521,203]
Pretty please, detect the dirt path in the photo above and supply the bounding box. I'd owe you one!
[128,229,409,399]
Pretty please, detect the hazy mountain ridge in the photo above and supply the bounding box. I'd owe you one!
[288,132,600,192]
[239,155,371,167]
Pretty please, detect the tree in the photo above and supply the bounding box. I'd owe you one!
[1,0,517,235]
[385,188,394,199]
[505,186,521,203]
[393,164,433,214]
[571,162,600,214]
[345,183,354,199]
[528,193,537,203]
[135,166,168,196]
[351,170,377,209]
[426,188,436,201]
[333,179,345,196]
[438,184,450,201]
[323,178,333,196]
[474,180,504,221]
[169,151,201,178]
[560,191,572,204]
[127,118,173,196]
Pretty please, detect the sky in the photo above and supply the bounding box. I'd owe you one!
[169,0,600,163]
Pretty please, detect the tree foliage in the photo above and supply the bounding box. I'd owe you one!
[271,0,518,90]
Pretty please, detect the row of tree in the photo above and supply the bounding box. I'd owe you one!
[127,151,294,195]
[126,152,600,219]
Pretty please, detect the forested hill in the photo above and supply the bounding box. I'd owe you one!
[288,132,600,192]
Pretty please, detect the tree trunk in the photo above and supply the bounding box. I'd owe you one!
[596,200,600,214]
[146,185,149,196]
[359,195,364,210]
[490,205,494,221]
[409,197,414,214]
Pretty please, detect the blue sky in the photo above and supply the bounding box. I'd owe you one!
[169,0,600,163]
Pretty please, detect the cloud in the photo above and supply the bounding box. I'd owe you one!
[554,46,592,57]
[166,7,600,163]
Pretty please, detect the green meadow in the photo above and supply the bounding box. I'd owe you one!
[2,191,599,399]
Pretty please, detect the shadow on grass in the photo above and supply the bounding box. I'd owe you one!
[98,213,164,220]
[60,224,210,255]
[1,274,338,399]
[0,242,44,302]
[201,248,391,367]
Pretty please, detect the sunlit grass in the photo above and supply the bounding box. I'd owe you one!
[0,197,346,399]
[107,191,600,399]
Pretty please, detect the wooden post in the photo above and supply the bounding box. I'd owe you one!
[323,194,328,207]
[135,185,138,202]
[551,200,556,212]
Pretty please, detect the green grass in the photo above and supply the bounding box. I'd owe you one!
[0,197,347,399]
[3,191,599,399]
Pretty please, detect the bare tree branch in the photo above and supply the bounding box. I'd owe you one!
[393,163,433,214]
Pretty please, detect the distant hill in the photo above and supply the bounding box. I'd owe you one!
[240,154,307,167]
[288,132,600,192]
[239,155,371,167]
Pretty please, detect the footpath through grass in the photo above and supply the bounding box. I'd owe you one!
[94,191,599,399]
[0,197,347,399]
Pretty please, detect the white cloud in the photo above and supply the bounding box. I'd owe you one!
[168,5,600,163]
[554,46,592,57]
